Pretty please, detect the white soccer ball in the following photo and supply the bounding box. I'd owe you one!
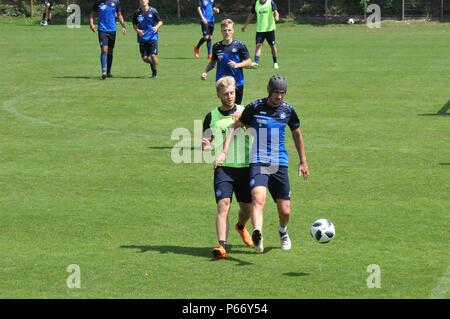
[347,18,355,24]
[310,219,335,243]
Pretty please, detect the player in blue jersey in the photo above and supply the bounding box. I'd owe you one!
[201,19,252,105]
[133,0,163,78]
[40,0,54,26]
[194,0,219,59]
[215,75,309,253]
[90,0,127,80]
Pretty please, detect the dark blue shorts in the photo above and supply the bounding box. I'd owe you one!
[256,30,276,46]
[98,31,116,48]
[249,164,291,202]
[139,41,158,57]
[201,22,214,36]
[214,167,251,203]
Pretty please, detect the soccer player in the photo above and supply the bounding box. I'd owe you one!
[89,0,127,80]
[215,75,309,253]
[202,76,254,259]
[194,0,219,59]
[132,0,163,79]
[201,19,252,105]
[242,0,280,69]
[40,0,53,26]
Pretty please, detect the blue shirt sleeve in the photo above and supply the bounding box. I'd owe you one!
[116,0,121,13]
[288,108,300,131]
[92,0,99,13]
[153,8,161,23]
[238,41,250,61]
[272,0,278,12]
[132,10,138,25]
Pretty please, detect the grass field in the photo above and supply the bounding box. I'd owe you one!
[0,17,449,298]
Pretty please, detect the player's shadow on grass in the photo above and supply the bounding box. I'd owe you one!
[440,163,450,166]
[419,101,450,116]
[120,245,254,266]
[53,76,147,80]
[283,272,310,277]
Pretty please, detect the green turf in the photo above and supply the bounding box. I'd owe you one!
[0,17,449,298]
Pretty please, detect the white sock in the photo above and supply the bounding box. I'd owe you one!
[279,225,287,234]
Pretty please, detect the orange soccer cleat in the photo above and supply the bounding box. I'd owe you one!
[207,54,213,59]
[212,243,228,259]
[194,47,200,59]
[235,223,254,247]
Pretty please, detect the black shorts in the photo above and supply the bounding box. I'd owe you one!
[139,41,158,57]
[235,86,244,105]
[256,31,276,46]
[249,164,291,202]
[98,31,116,48]
[214,166,252,203]
[201,22,214,36]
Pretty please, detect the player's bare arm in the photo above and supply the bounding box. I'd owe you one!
[274,10,280,22]
[89,11,96,32]
[117,12,127,35]
[214,120,245,168]
[292,128,309,180]
[228,58,252,69]
[241,13,254,32]
[201,60,217,80]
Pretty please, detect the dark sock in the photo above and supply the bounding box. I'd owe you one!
[107,53,113,74]
[255,56,260,64]
[206,39,212,55]
[196,38,206,49]
[273,55,278,63]
[42,13,46,20]
[219,240,227,248]
[236,223,245,230]
[47,18,51,24]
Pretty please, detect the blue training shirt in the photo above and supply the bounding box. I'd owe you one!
[198,0,215,23]
[212,40,250,87]
[240,98,301,167]
[132,7,162,42]
[92,0,121,33]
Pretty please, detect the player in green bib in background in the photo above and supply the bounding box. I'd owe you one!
[202,76,253,259]
[242,0,280,69]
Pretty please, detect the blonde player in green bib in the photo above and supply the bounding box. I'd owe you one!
[242,0,280,69]
[202,76,253,259]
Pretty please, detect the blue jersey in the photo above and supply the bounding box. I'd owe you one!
[240,98,300,167]
[132,7,162,42]
[212,40,250,87]
[92,0,121,33]
[198,0,215,23]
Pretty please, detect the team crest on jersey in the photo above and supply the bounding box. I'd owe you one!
[232,48,237,53]
[149,14,153,18]
[137,15,144,22]
[111,3,115,6]
[203,1,209,6]
[279,112,286,119]
[100,4,107,10]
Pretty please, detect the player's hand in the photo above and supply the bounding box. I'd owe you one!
[213,8,220,14]
[152,27,158,33]
[241,26,246,32]
[299,162,309,180]
[228,61,238,69]
[122,27,127,35]
[202,138,211,151]
[201,18,208,25]
[214,151,226,169]
[90,24,96,33]
[201,72,207,80]
[232,111,242,121]
[137,29,144,37]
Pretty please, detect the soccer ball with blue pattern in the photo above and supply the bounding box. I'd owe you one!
[310,219,335,243]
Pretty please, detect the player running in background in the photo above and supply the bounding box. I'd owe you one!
[89,0,127,80]
[133,0,163,78]
[215,75,309,253]
[194,0,219,59]
[242,0,280,69]
[40,0,53,26]
[201,19,252,105]
[202,76,253,259]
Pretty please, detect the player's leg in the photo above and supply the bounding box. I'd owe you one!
[249,164,269,253]
[234,168,253,247]
[206,23,214,59]
[235,86,244,105]
[106,32,116,77]
[47,2,53,24]
[268,166,292,250]
[194,23,208,58]
[252,33,264,68]
[149,41,159,78]
[267,31,278,69]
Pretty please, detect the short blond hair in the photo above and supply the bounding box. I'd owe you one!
[220,18,234,28]
[216,76,236,94]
